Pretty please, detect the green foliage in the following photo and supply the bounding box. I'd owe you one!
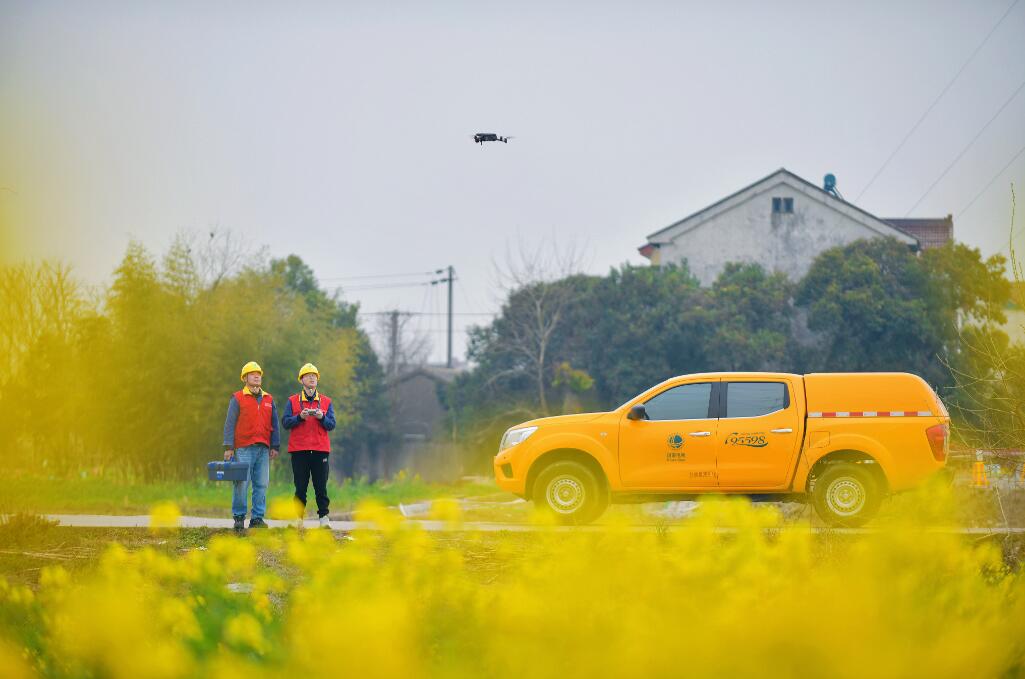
[0,241,390,480]
[795,239,1009,386]
[705,262,794,371]
[449,240,1011,469]
[552,362,594,393]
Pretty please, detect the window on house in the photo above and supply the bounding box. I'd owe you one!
[783,197,793,213]
[772,197,794,214]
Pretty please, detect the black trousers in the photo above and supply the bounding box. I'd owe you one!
[291,451,330,517]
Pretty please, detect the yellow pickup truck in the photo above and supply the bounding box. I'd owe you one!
[493,372,949,526]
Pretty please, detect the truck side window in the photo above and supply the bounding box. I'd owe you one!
[643,383,713,421]
[725,382,788,418]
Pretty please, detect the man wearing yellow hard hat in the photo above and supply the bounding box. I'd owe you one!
[281,363,336,529]
[223,361,280,533]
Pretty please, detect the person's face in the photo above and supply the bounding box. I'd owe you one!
[301,374,318,391]
[245,372,262,389]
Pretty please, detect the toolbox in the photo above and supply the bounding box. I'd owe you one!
[207,461,250,482]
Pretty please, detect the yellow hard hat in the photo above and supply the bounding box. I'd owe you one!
[240,361,263,382]
[297,363,320,382]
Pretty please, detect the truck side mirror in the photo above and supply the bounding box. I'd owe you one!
[627,404,648,421]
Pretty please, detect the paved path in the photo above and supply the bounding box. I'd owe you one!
[36,514,1025,535]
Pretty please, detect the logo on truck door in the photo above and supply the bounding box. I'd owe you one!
[666,433,687,462]
[725,432,768,448]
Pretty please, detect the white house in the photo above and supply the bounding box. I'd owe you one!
[638,168,953,286]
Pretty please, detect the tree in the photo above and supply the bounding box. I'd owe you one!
[703,263,794,372]
[447,262,709,470]
[269,253,395,480]
[795,238,1009,387]
[373,311,431,378]
[483,240,586,416]
[0,238,398,481]
[564,263,707,406]
[940,190,1022,449]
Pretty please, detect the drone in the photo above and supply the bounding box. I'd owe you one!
[472,132,512,145]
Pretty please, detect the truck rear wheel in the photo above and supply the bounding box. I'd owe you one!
[811,462,882,528]
[533,460,608,525]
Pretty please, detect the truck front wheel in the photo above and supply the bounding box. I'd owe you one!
[532,460,608,525]
[811,462,882,528]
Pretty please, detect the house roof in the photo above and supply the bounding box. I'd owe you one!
[387,364,465,389]
[642,168,920,248]
[882,217,953,250]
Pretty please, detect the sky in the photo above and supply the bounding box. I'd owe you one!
[2,0,1024,364]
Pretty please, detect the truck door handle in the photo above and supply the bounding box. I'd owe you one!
[689,431,711,437]
[770,428,793,434]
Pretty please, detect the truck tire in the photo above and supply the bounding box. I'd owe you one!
[533,460,608,525]
[811,462,882,528]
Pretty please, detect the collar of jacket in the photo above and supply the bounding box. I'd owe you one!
[300,390,319,402]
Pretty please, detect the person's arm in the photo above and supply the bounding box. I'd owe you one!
[223,397,239,460]
[320,401,337,432]
[281,398,302,430]
[270,400,281,450]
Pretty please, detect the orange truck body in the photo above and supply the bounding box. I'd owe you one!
[493,372,949,501]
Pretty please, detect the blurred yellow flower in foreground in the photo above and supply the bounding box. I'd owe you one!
[0,492,1023,678]
[268,495,304,521]
[148,502,181,533]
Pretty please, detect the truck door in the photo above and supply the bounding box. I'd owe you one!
[618,380,719,488]
[715,380,801,488]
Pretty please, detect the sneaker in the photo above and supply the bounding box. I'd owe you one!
[319,516,331,530]
[233,515,246,534]
[249,517,268,529]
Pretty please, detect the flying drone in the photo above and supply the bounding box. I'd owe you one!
[472,132,512,145]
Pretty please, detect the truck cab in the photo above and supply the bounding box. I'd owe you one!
[493,372,949,526]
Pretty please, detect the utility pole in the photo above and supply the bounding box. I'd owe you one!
[432,266,456,368]
[388,309,399,377]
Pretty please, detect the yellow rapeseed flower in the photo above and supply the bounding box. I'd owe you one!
[148,501,181,533]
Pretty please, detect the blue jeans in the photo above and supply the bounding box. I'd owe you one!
[232,445,270,519]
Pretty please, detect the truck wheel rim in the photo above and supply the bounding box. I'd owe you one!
[546,475,585,514]
[825,477,866,516]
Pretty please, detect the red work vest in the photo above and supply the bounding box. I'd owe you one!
[233,390,274,448]
[287,393,332,453]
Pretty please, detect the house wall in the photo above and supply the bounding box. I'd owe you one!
[1003,309,1025,346]
[390,373,462,481]
[657,180,909,286]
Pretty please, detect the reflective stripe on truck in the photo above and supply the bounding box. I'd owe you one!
[808,411,933,418]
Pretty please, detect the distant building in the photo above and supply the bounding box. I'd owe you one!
[638,168,953,286]
[883,217,954,250]
[386,364,465,479]
[1002,282,1025,346]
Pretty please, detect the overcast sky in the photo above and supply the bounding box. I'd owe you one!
[2,0,1024,364]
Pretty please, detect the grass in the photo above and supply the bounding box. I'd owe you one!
[0,470,499,517]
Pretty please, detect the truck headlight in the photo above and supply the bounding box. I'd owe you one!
[499,426,538,452]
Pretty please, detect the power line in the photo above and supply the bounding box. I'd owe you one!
[324,281,433,292]
[317,271,436,282]
[957,142,1025,218]
[357,311,496,316]
[855,0,1022,202]
[905,76,1025,216]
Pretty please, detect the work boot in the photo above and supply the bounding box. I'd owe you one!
[319,515,331,530]
[249,517,268,529]
[233,515,246,534]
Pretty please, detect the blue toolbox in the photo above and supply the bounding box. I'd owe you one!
[207,461,249,481]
